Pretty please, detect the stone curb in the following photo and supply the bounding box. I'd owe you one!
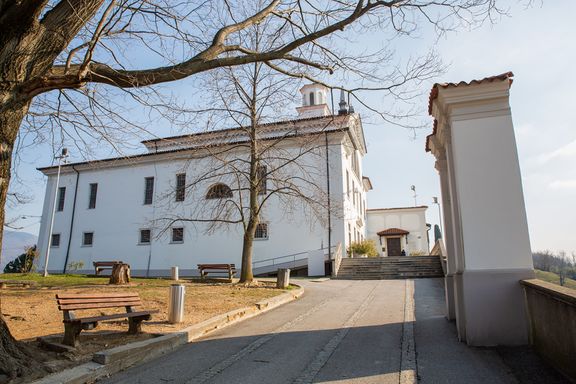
[31,284,304,384]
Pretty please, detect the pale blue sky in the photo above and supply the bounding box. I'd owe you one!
[9,1,576,255]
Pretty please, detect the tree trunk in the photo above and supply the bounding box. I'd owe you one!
[0,317,35,381]
[109,263,131,284]
[239,81,260,284]
[0,97,37,379]
[240,220,257,283]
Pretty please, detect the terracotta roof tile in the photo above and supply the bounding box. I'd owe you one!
[425,72,514,152]
[377,228,410,236]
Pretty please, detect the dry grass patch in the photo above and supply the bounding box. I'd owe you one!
[0,274,286,383]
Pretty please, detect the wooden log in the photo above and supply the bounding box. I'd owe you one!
[109,263,131,285]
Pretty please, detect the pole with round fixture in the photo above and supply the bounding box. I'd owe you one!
[432,196,443,236]
[43,148,69,277]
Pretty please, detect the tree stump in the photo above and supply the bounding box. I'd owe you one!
[109,263,131,285]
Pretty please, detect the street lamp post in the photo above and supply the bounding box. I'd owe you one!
[43,148,69,277]
[410,185,418,206]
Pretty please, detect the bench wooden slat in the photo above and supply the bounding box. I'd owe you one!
[56,293,140,300]
[198,264,235,268]
[92,261,121,267]
[64,310,159,324]
[57,297,142,305]
[59,301,142,311]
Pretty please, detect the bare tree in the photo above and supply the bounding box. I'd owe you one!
[155,60,345,284]
[0,0,508,378]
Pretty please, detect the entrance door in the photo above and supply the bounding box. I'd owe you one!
[387,237,402,256]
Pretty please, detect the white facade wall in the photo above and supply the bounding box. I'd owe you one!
[340,140,368,251]
[37,128,365,276]
[366,207,430,256]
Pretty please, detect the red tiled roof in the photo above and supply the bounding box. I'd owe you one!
[425,72,514,152]
[377,228,410,236]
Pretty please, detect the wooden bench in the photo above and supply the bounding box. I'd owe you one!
[197,264,237,279]
[93,261,121,275]
[56,292,158,347]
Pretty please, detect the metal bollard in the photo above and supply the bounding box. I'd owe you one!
[171,266,179,281]
[277,268,291,289]
[168,284,185,323]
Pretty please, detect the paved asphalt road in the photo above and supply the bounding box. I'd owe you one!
[101,279,409,384]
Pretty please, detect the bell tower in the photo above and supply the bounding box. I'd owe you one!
[296,83,331,119]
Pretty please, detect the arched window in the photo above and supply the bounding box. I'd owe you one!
[309,92,315,106]
[206,183,233,199]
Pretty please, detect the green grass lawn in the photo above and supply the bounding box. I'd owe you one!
[534,269,576,290]
[0,273,179,287]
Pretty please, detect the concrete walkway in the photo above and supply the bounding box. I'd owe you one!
[100,278,567,384]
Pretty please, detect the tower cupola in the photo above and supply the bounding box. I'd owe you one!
[296,83,331,119]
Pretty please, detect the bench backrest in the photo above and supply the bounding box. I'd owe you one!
[56,293,142,311]
[93,261,121,267]
[198,264,235,269]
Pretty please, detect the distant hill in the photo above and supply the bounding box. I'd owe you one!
[1,230,38,269]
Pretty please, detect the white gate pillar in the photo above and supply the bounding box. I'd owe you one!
[426,72,534,346]
[434,157,457,321]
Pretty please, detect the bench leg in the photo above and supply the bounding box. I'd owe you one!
[63,323,82,347]
[128,315,150,334]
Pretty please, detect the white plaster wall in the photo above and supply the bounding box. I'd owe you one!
[339,143,368,252]
[451,113,532,270]
[366,208,429,256]
[37,136,349,275]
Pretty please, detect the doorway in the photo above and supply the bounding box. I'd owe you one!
[387,237,402,256]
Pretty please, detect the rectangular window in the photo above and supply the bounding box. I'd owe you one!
[139,229,151,244]
[348,224,352,245]
[51,234,60,247]
[175,173,186,202]
[257,165,267,195]
[57,187,66,211]
[144,177,154,205]
[88,183,98,209]
[83,232,94,246]
[346,170,350,198]
[351,151,360,177]
[255,223,269,239]
[171,227,184,243]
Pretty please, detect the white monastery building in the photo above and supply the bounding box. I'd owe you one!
[366,206,430,257]
[36,84,372,276]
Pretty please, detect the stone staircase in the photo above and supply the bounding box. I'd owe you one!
[335,256,444,280]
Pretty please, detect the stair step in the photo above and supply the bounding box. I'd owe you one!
[335,256,444,280]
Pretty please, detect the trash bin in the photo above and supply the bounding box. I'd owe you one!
[277,268,290,289]
[168,284,185,323]
[171,266,179,281]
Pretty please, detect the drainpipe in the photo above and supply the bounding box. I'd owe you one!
[63,165,80,273]
[324,132,332,259]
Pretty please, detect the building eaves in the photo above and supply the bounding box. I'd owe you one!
[140,114,349,146]
[367,205,428,212]
[425,72,514,152]
[38,125,351,174]
[377,228,410,236]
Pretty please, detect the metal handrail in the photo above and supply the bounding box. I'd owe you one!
[252,245,337,269]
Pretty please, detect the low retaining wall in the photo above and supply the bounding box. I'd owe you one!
[521,279,576,381]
